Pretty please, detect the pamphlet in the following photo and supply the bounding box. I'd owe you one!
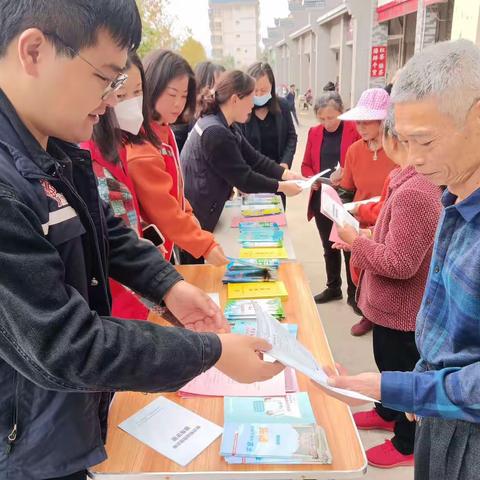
[227,281,288,300]
[254,302,376,403]
[321,185,359,232]
[118,396,223,467]
[231,213,286,228]
[239,246,288,259]
[179,366,286,398]
[284,168,332,190]
[344,196,381,212]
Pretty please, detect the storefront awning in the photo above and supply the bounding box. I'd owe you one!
[377,0,448,23]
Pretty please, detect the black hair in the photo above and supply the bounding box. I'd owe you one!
[92,52,161,164]
[323,81,336,92]
[194,61,226,93]
[246,61,280,115]
[199,70,255,117]
[121,52,161,149]
[143,49,196,124]
[0,0,141,58]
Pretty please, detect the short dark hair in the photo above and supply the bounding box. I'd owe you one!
[247,61,280,115]
[0,0,141,58]
[143,49,197,124]
[199,70,255,117]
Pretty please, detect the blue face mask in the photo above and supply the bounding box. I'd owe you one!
[253,93,272,107]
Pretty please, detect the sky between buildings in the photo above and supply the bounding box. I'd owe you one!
[166,0,290,56]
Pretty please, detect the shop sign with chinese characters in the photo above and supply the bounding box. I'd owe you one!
[371,46,387,78]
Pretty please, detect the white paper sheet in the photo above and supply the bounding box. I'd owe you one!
[207,292,220,306]
[320,185,360,232]
[118,396,223,467]
[344,196,381,212]
[284,169,332,190]
[254,303,376,403]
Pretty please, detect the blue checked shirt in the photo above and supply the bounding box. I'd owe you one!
[381,187,480,421]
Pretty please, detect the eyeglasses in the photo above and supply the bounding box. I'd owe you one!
[44,32,128,100]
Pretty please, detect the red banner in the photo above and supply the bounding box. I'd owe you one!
[370,46,387,78]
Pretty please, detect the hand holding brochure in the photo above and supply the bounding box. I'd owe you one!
[284,169,332,190]
[253,302,376,403]
[320,184,359,231]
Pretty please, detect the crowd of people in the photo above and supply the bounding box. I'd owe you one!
[0,2,480,480]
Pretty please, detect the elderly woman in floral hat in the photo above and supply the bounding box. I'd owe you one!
[336,88,396,335]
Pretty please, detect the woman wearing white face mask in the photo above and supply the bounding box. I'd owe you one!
[242,62,298,208]
[81,53,160,320]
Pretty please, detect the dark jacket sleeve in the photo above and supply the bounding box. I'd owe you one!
[279,99,297,168]
[0,191,221,393]
[202,125,283,193]
[237,127,285,179]
[103,200,182,302]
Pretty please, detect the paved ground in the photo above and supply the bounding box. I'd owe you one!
[285,108,414,480]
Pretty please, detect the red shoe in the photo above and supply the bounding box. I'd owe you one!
[351,317,373,336]
[367,440,414,469]
[353,409,395,432]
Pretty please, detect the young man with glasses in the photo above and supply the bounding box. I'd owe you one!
[0,2,283,479]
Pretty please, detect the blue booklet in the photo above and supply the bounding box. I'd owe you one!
[230,321,297,338]
[221,393,332,465]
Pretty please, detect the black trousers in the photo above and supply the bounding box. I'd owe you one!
[45,471,87,480]
[372,324,419,455]
[312,190,356,298]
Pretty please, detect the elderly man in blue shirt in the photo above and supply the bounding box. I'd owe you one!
[326,39,480,479]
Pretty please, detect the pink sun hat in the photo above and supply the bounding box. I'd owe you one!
[338,88,390,121]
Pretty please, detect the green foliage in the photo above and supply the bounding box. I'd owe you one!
[179,37,207,68]
[136,0,178,57]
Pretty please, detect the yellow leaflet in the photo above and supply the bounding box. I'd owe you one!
[239,246,288,259]
[227,281,288,300]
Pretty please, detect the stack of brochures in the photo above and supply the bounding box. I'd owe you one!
[242,193,281,206]
[227,281,288,301]
[239,221,280,231]
[241,204,282,217]
[222,258,280,284]
[220,393,332,465]
[224,298,285,322]
[239,229,284,248]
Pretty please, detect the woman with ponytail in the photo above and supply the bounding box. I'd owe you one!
[181,70,303,232]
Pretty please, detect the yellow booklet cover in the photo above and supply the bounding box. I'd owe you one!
[227,281,288,300]
[239,246,288,259]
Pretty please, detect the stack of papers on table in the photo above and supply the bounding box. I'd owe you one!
[118,396,223,467]
[242,193,281,206]
[239,221,280,231]
[239,229,284,248]
[225,298,285,321]
[223,258,280,284]
[227,281,288,300]
[239,246,288,259]
[253,302,376,403]
[179,367,288,398]
[241,204,282,217]
[220,393,332,465]
[231,213,286,228]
